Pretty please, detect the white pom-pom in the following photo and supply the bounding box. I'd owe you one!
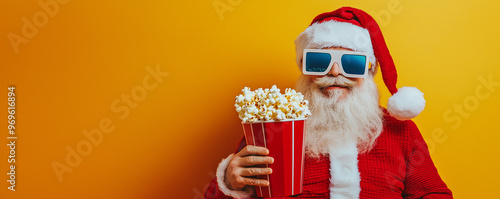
[387,87,425,121]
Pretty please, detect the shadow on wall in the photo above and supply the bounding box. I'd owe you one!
[144,111,243,198]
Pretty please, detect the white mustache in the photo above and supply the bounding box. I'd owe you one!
[313,76,358,89]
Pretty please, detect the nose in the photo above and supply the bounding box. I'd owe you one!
[328,62,342,76]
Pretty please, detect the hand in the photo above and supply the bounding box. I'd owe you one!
[224,145,274,191]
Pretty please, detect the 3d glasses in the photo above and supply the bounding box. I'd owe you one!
[302,49,372,78]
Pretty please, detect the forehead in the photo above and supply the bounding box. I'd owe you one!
[322,46,354,51]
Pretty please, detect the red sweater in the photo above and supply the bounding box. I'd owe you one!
[205,111,453,198]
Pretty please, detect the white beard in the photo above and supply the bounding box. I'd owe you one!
[295,74,383,157]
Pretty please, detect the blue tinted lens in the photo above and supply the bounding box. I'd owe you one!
[341,54,366,75]
[305,52,331,73]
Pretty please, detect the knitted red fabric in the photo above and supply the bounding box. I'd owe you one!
[205,110,453,199]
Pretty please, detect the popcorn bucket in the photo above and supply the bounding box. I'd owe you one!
[241,119,306,197]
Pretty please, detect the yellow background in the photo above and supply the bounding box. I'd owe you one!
[1,0,499,198]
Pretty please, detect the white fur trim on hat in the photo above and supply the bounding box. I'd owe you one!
[387,87,426,120]
[295,20,375,68]
[216,153,254,199]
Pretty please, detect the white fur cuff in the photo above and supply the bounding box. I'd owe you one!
[216,153,254,199]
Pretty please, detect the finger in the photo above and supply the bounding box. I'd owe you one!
[237,146,269,157]
[240,156,274,166]
[239,167,273,176]
[236,177,269,187]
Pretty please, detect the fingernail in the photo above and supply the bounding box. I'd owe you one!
[270,157,274,163]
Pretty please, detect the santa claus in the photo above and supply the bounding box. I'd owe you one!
[205,7,452,199]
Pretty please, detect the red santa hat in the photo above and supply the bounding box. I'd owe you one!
[295,7,425,120]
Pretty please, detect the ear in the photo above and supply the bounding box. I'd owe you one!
[368,61,379,76]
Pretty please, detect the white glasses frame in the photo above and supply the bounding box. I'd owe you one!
[302,49,372,78]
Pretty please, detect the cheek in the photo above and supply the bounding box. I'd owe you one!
[356,78,364,87]
[310,76,318,82]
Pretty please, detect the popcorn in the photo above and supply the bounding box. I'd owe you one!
[235,85,311,123]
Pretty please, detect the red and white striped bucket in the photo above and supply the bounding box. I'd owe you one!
[241,119,306,197]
